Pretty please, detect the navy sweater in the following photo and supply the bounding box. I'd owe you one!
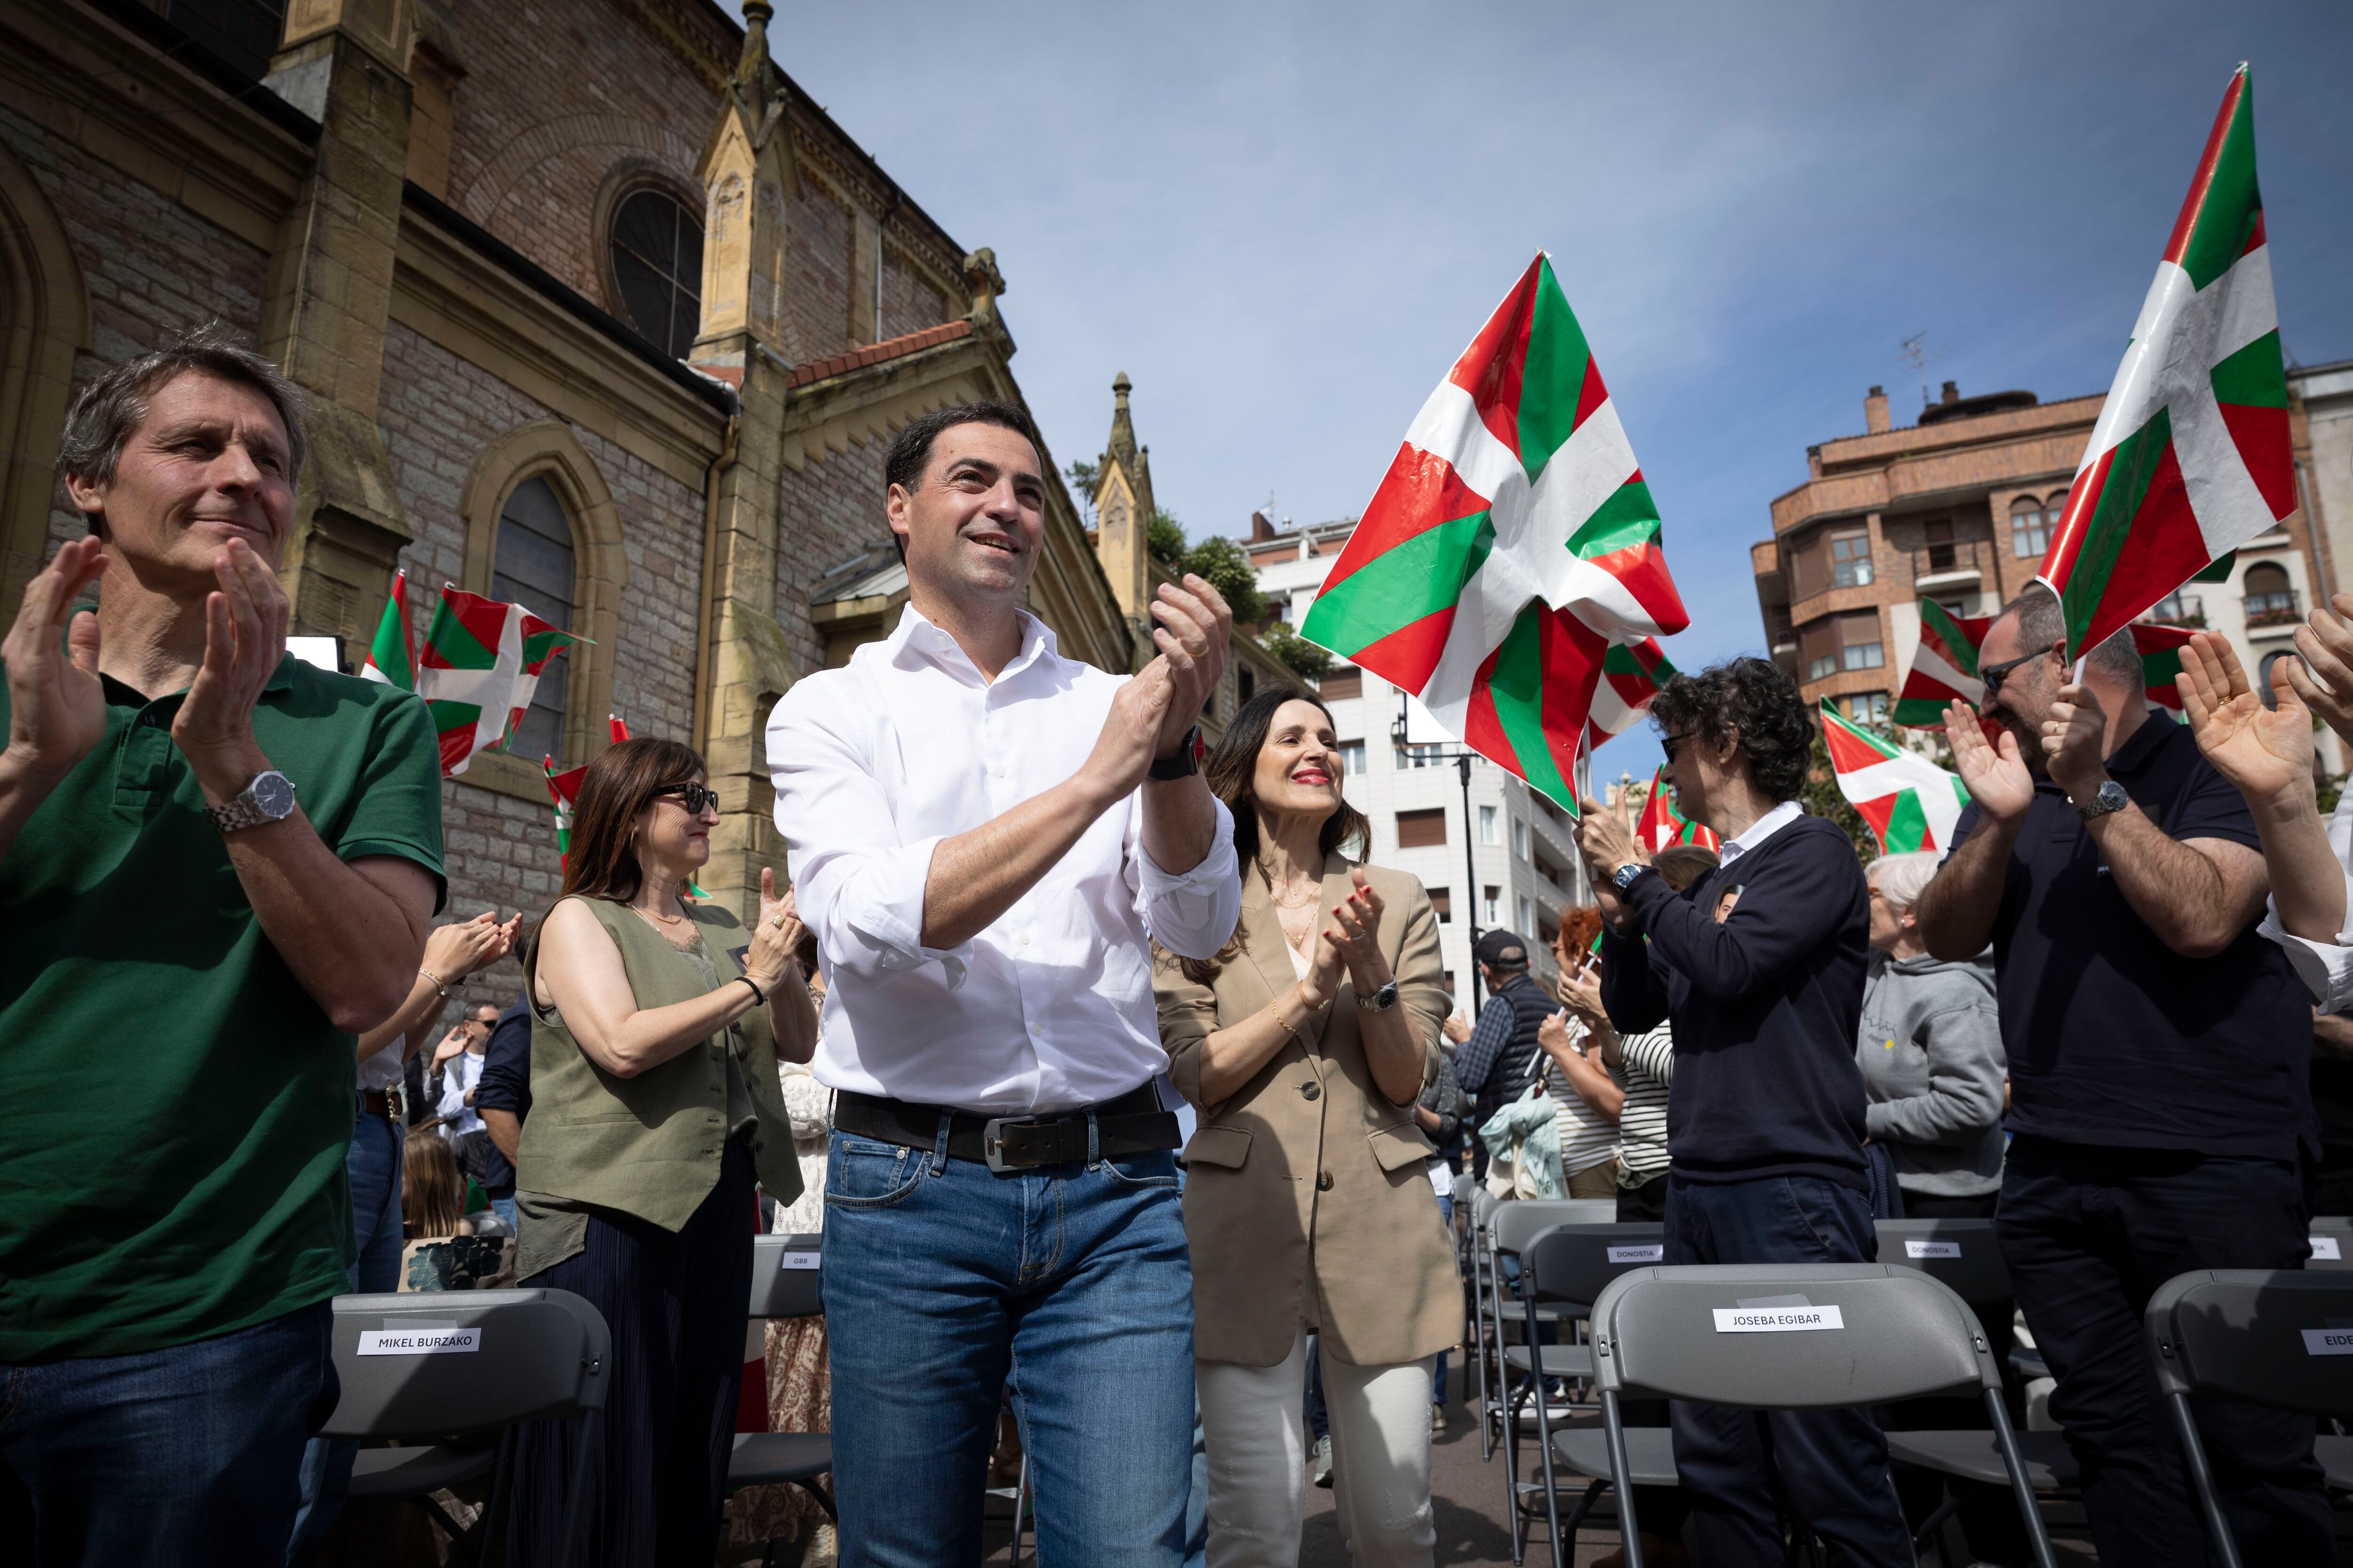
[1598,813,1872,1191]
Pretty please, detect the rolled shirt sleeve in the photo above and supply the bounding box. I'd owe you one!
[2257,792,2353,1014]
[1132,793,1241,963]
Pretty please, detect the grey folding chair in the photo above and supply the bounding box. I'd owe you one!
[323,1288,610,1567]
[1872,1217,2080,1557]
[733,1233,836,1565]
[2145,1268,2353,1568]
[1512,1223,1667,1568]
[2305,1215,2353,1272]
[1481,1199,1617,1459]
[1471,1187,1501,1458]
[1578,1264,2057,1568]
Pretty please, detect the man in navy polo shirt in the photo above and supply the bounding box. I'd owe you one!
[1918,585,2330,1567]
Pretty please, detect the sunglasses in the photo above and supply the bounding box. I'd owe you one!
[657,783,720,815]
[1978,641,2064,698]
[1659,731,1697,763]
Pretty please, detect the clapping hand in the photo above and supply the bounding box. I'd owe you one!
[2,536,108,784]
[2042,681,2111,801]
[2289,593,2353,752]
[1945,698,2033,823]
[1146,574,1233,760]
[431,1024,472,1065]
[2178,632,2313,809]
[1556,960,1607,1024]
[742,867,803,994]
[423,911,521,984]
[1575,795,1646,930]
[172,539,289,799]
[1324,867,1393,998]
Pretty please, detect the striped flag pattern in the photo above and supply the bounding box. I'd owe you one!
[2037,65,2292,658]
[1893,600,1990,729]
[1585,638,1678,754]
[1635,764,1721,853]
[1302,255,1689,809]
[361,570,415,690]
[416,586,586,776]
[1820,701,1971,856]
[2131,621,2198,717]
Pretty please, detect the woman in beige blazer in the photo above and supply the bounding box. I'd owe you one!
[1155,689,1457,1568]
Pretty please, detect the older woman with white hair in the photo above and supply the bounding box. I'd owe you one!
[1857,850,2007,1217]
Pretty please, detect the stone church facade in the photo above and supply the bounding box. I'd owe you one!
[0,0,1282,1009]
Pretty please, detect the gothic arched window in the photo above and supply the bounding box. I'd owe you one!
[608,188,704,358]
[493,476,577,760]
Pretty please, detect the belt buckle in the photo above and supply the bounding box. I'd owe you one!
[982,1116,1043,1174]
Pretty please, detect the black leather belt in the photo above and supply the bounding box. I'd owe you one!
[834,1084,1180,1173]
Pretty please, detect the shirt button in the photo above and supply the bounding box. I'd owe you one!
[1018,933,1032,946]
[1300,1082,1320,1101]
[1316,1171,1334,1192]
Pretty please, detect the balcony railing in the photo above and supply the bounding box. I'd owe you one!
[2247,591,2302,629]
[2144,592,2205,629]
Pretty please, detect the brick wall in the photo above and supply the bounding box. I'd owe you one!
[378,320,708,931]
[880,246,945,342]
[787,181,853,362]
[774,434,890,674]
[0,104,272,556]
[440,0,719,306]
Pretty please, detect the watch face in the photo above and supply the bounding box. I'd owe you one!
[252,771,298,819]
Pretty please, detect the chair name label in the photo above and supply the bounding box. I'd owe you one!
[781,1251,820,1271]
[1904,1240,1961,1259]
[358,1327,481,1356]
[1713,1305,1844,1333]
[1608,1244,1665,1263]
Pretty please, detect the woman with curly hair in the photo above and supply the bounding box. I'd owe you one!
[1571,657,1908,1567]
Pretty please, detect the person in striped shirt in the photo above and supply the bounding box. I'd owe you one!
[1551,847,1721,1223]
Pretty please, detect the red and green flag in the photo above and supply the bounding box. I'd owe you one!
[2131,621,2197,717]
[1635,764,1721,853]
[360,569,415,690]
[1300,254,1689,810]
[1585,637,1677,754]
[2038,64,2291,659]
[544,716,633,861]
[1820,701,1971,855]
[1894,599,1990,728]
[415,586,586,776]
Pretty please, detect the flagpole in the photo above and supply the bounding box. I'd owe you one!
[1458,752,1483,1014]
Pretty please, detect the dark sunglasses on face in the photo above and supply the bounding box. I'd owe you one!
[1660,731,1695,763]
[1979,641,2064,698]
[658,783,720,815]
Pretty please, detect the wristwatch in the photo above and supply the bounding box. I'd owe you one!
[207,769,298,834]
[1612,862,1652,894]
[1147,725,1201,781]
[2074,778,2129,823]
[1354,978,1399,1012]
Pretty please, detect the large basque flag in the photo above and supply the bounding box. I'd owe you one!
[1585,637,1677,754]
[1301,254,1689,809]
[1821,701,1970,856]
[2038,65,2292,658]
[1894,600,1989,729]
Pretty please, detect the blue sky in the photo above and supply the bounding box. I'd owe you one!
[733,1,2353,773]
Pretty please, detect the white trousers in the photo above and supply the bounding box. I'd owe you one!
[1195,1328,1436,1568]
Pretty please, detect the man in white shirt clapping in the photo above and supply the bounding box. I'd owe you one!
[768,401,1241,1568]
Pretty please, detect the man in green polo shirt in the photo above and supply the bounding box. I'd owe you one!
[0,326,445,1565]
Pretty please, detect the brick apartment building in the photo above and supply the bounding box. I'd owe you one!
[1751,378,2342,771]
[0,0,1275,1014]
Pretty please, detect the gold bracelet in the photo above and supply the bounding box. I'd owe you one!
[1273,994,1305,1046]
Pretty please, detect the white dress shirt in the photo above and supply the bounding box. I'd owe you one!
[436,1047,485,1137]
[2258,791,2353,1014]
[1716,799,1803,870]
[767,605,1241,1113]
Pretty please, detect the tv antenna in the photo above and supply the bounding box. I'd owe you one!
[1897,333,1941,411]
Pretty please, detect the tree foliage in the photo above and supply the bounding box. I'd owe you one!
[1179,534,1265,624]
[1260,622,1332,682]
[1064,460,1099,523]
[1146,509,1187,568]
[1801,725,1879,863]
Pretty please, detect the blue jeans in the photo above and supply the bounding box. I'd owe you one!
[0,1301,336,1567]
[288,1111,404,1564]
[1664,1174,1913,1568]
[1997,1137,2331,1568]
[822,1123,1196,1568]
[1433,1191,1454,1404]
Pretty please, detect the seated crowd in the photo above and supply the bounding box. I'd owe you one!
[3,328,2351,1568]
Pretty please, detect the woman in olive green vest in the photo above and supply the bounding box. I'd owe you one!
[502,737,816,1567]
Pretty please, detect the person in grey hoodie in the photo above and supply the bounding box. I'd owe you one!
[1858,850,2006,1217]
